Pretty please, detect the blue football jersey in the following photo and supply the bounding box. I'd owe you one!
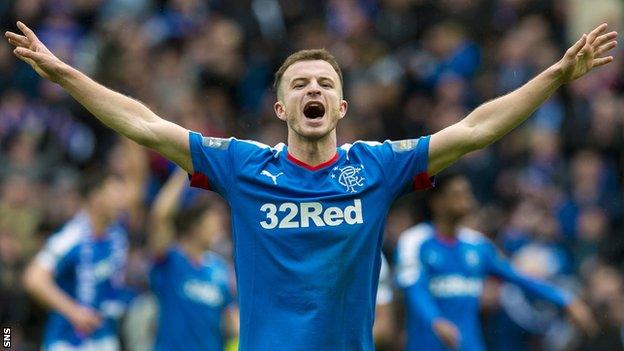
[150,247,233,351]
[188,131,433,350]
[396,223,573,351]
[35,211,128,351]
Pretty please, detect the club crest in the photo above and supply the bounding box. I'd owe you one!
[331,164,366,193]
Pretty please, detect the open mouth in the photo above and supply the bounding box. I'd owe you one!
[303,101,326,119]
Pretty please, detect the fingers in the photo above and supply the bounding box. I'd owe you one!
[5,31,29,47]
[592,56,614,68]
[16,21,39,44]
[593,31,618,47]
[566,34,587,58]
[13,47,45,63]
[587,23,608,44]
[595,40,618,56]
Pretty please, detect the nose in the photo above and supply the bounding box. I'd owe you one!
[306,81,321,97]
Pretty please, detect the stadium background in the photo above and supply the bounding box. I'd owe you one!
[0,0,623,350]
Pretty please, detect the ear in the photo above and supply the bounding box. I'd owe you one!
[337,99,348,120]
[274,100,287,122]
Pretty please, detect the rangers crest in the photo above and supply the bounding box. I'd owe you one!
[331,164,366,193]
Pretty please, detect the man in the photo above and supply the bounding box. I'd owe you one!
[5,21,616,350]
[148,169,237,350]
[395,172,597,351]
[22,171,131,351]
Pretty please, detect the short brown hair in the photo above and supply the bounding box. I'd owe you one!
[273,49,343,98]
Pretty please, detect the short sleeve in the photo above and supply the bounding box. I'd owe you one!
[378,136,434,197]
[35,228,81,275]
[395,228,430,288]
[188,131,234,195]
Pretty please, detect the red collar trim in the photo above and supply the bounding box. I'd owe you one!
[287,151,339,171]
[435,233,458,246]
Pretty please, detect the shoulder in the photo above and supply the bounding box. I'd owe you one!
[397,223,435,255]
[232,138,287,161]
[341,138,429,158]
[190,131,284,156]
[458,227,488,245]
[36,214,87,270]
[458,227,496,254]
[399,223,435,245]
[205,251,228,269]
[340,140,384,154]
[45,214,88,254]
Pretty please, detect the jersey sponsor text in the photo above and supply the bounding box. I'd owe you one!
[260,199,364,229]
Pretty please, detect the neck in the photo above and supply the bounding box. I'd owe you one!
[179,239,206,263]
[287,130,337,167]
[433,217,459,240]
[85,205,109,237]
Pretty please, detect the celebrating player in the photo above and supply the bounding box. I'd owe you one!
[6,20,617,350]
[21,139,145,351]
[395,172,597,351]
[22,171,130,351]
[148,169,237,350]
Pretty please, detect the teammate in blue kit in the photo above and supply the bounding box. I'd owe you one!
[6,20,617,350]
[22,171,130,351]
[396,172,597,351]
[148,169,237,351]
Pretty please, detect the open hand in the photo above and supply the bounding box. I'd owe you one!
[557,23,618,84]
[5,21,67,83]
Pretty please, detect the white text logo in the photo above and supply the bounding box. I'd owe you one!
[183,280,223,306]
[429,275,483,297]
[260,199,364,229]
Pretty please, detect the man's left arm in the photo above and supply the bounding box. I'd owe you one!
[485,243,598,335]
[428,24,617,176]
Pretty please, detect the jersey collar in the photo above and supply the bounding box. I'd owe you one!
[286,149,340,171]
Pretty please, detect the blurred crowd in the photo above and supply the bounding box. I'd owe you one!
[0,0,623,350]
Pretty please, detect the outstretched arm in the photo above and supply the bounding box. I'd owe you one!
[428,24,617,175]
[148,169,189,257]
[486,244,598,335]
[5,22,192,172]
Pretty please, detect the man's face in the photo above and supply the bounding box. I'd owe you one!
[274,60,348,140]
[435,177,476,221]
[91,177,128,221]
[189,209,222,250]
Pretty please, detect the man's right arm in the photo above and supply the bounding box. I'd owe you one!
[23,261,102,335]
[5,22,192,172]
[148,169,189,257]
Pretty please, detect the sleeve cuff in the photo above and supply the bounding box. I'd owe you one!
[189,172,212,190]
[412,172,435,191]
